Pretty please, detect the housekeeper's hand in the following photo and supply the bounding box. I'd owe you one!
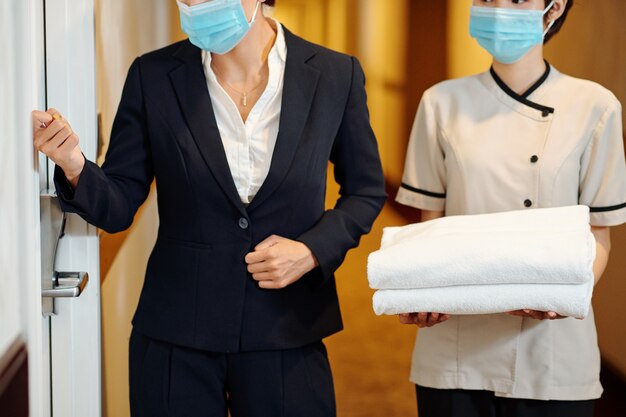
[399,312,450,328]
[507,310,567,320]
[32,109,85,188]
[245,235,319,289]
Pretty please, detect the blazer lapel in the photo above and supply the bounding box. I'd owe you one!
[247,29,321,212]
[170,41,246,215]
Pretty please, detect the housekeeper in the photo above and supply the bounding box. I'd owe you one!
[396,1,626,416]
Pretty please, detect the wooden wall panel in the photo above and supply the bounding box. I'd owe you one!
[0,339,28,417]
[545,0,626,128]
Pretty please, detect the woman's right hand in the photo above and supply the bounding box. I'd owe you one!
[399,312,450,328]
[32,109,85,188]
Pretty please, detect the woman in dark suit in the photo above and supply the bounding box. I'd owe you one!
[32,0,386,415]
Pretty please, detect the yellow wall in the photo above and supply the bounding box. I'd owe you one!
[274,0,411,186]
[545,0,626,127]
[358,0,410,185]
[271,0,331,47]
[447,0,491,78]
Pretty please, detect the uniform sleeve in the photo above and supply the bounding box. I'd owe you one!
[579,99,626,226]
[395,91,446,211]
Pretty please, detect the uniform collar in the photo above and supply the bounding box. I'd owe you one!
[480,62,560,121]
[519,60,551,99]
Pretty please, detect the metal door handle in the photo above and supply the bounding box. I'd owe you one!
[42,272,89,298]
[41,193,90,314]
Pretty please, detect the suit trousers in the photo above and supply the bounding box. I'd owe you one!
[416,386,595,417]
[129,329,336,417]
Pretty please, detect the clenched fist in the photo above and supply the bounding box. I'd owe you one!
[245,235,319,290]
[32,108,85,188]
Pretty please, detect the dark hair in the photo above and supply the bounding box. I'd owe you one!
[544,0,574,43]
[264,0,276,6]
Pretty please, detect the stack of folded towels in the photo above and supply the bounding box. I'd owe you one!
[367,206,596,319]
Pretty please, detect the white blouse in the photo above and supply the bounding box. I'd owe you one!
[397,64,626,401]
[202,19,287,205]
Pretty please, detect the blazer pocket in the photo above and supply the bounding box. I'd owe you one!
[140,238,212,336]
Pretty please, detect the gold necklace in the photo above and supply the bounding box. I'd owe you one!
[211,65,268,107]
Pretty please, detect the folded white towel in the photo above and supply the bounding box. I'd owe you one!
[368,206,595,290]
[372,280,593,319]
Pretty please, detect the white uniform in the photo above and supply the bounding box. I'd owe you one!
[396,64,626,401]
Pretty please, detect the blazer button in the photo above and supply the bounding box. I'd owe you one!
[524,199,533,208]
[238,218,249,229]
[530,155,539,163]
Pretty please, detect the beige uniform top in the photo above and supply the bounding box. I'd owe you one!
[396,65,626,401]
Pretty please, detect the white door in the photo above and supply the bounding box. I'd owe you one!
[1,1,101,416]
[42,1,102,415]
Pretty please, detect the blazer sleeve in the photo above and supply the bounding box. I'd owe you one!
[297,57,387,282]
[54,58,154,233]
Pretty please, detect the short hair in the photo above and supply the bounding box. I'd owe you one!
[544,0,574,43]
[264,0,276,6]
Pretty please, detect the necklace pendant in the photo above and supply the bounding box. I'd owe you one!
[243,93,247,107]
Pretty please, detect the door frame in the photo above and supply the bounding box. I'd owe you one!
[43,1,102,416]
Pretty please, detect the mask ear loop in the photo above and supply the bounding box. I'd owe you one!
[249,1,262,25]
[543,19,556,36]
[542,0,556,36]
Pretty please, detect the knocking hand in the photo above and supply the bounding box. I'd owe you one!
[32,108,85,187]
[244,235,319,290]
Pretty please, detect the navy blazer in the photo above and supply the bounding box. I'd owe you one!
[55,28,386,352]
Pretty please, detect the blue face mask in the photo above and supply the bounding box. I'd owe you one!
[177,0,261,54]
[469,1,555,64]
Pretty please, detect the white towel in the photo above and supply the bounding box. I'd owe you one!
[368,206,595,290]
[372,280,594,319]
[368,206,596,319]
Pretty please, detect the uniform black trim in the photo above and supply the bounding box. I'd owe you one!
[521,60,551,98]
[401,183,446,199]
[490,65,555,118]
[589,202,626,213]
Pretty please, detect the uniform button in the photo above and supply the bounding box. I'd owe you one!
[524,199,533,208]
[238,218,249,229]
[530,155,539,163]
